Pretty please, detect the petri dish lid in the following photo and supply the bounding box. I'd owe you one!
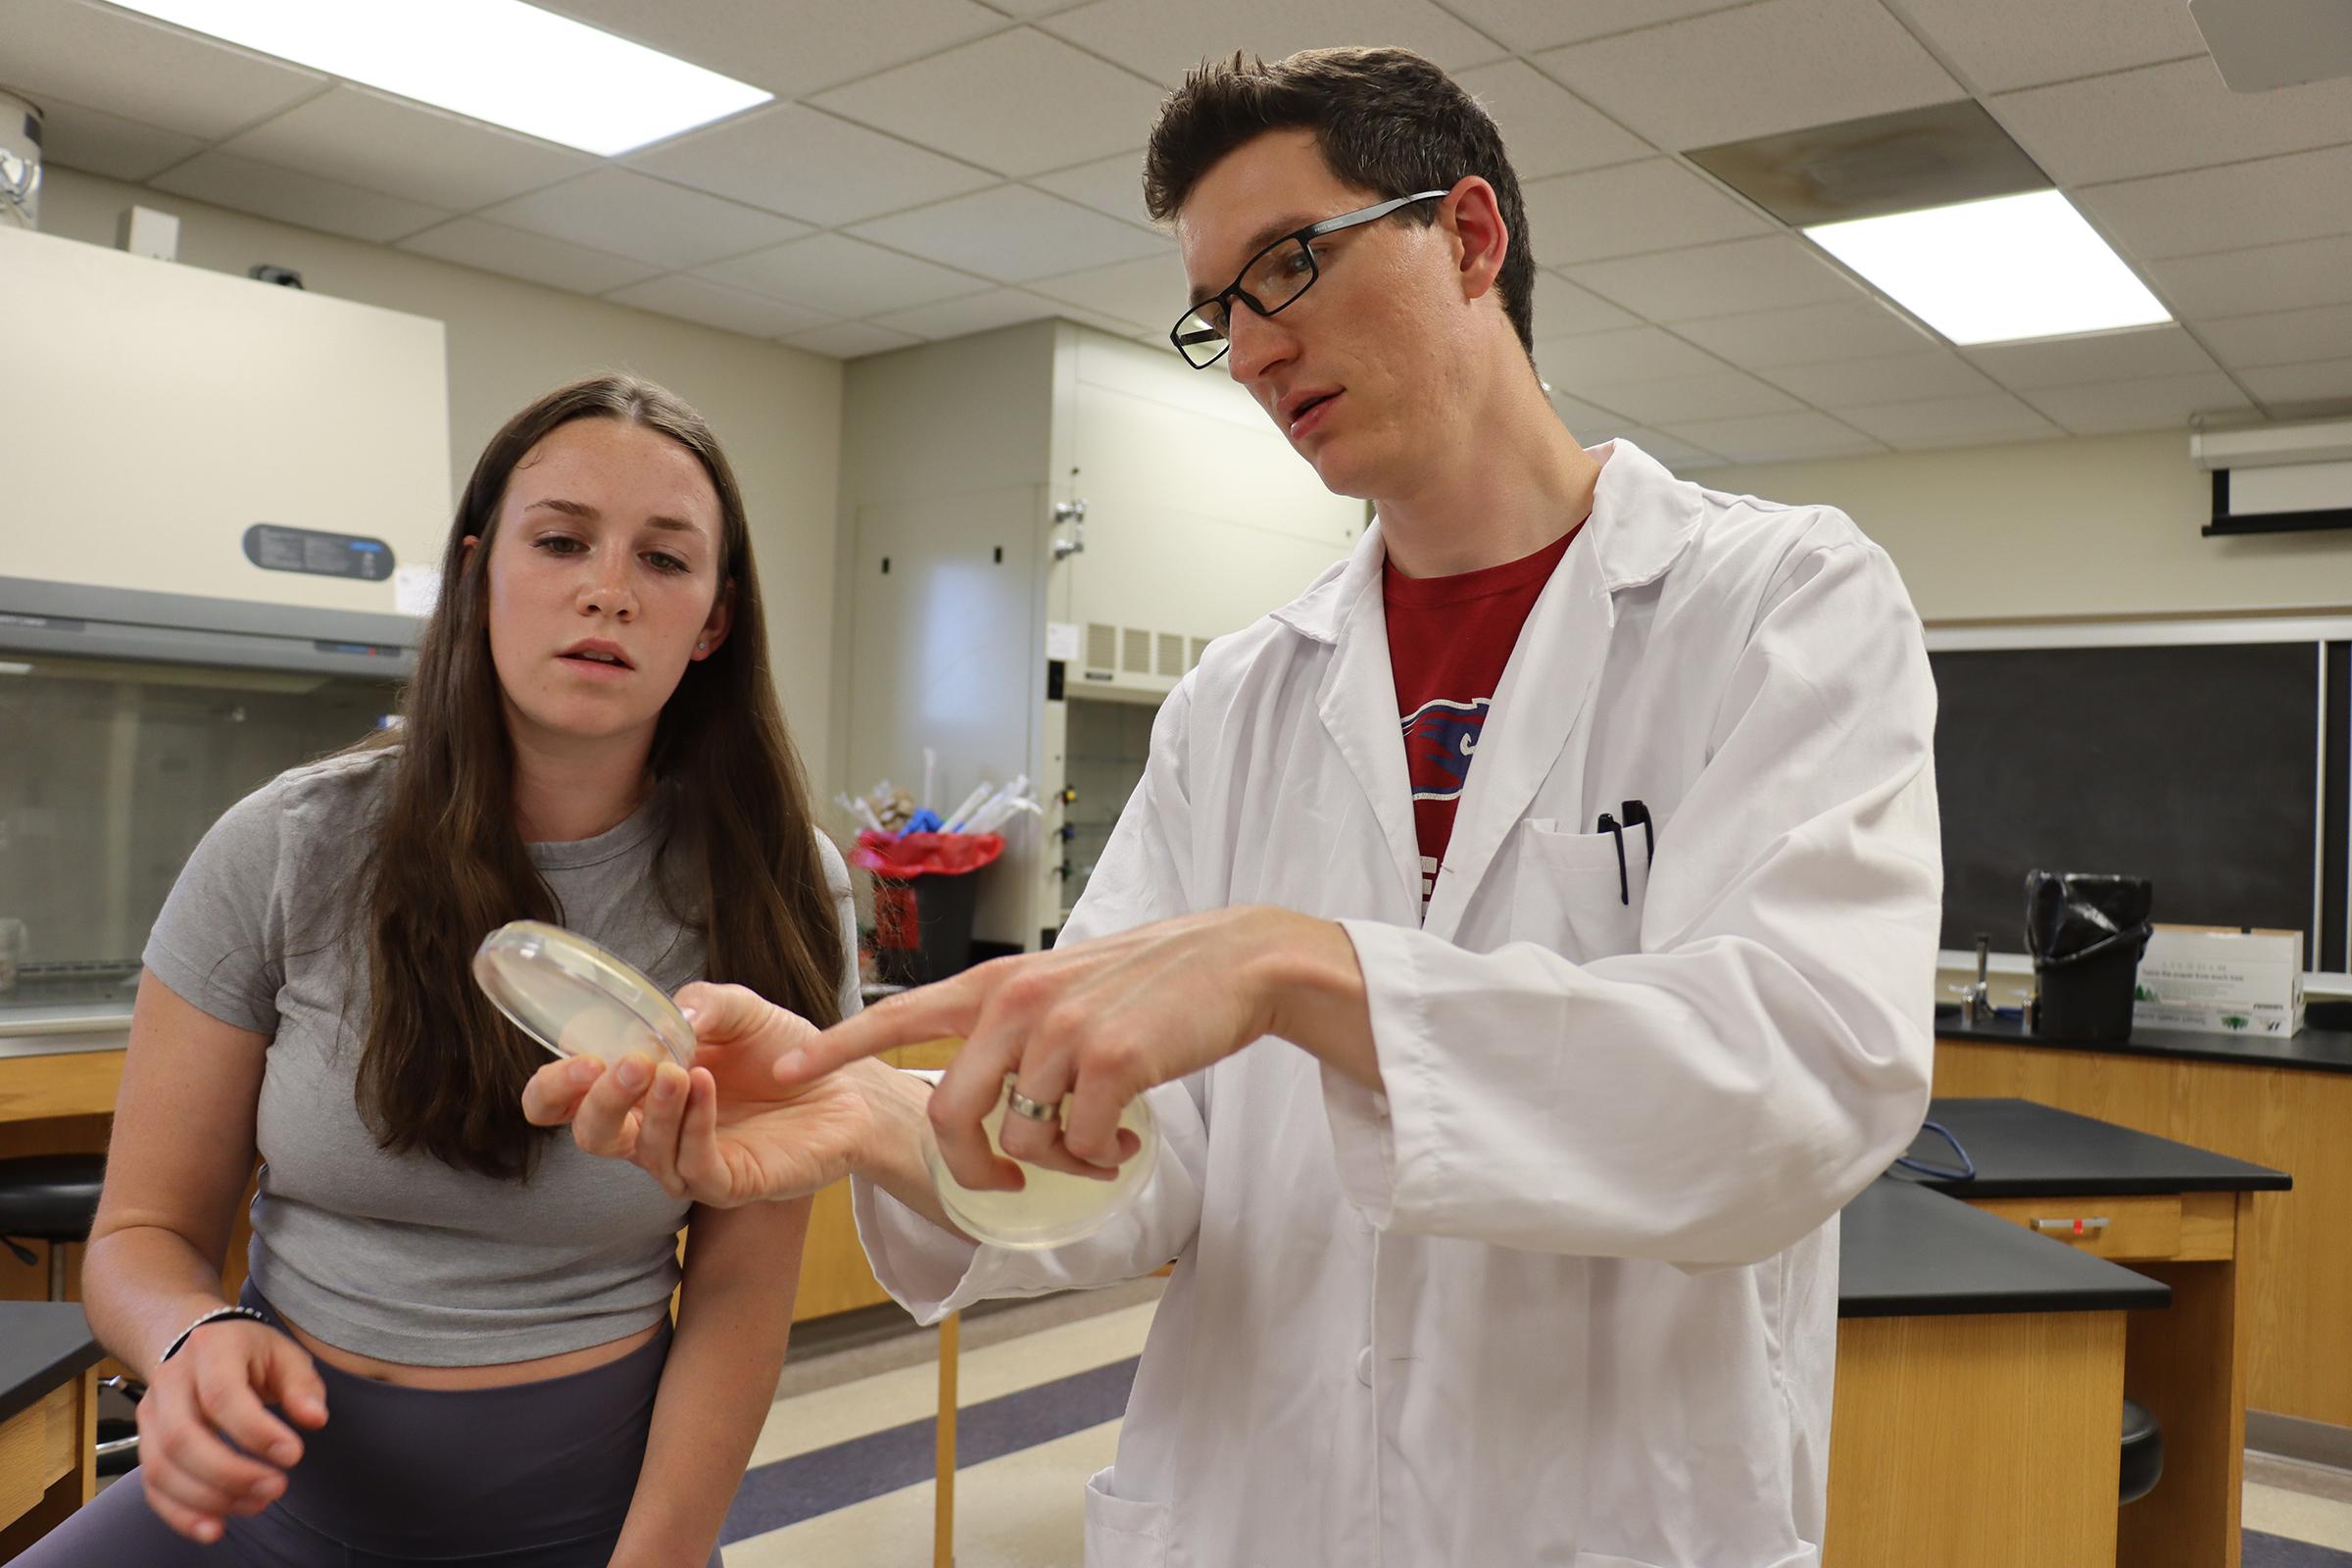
[471,920,696,1069]
[924,1073,1160,1250]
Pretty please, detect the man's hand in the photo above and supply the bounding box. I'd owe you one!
[521,982,882,1208]
[772,906,1374,1195]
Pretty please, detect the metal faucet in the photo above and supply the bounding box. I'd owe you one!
[1961,934,1991,1025]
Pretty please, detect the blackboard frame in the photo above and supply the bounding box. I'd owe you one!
[1925,615,2352,976]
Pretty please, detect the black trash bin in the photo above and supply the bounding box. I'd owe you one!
[854,829,1004,989]
[871,867,982,987]
[2024,870,2152,1041]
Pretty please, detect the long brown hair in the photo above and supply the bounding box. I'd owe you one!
[353,374,843,1179]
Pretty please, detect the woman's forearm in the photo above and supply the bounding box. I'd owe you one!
[611,1198,812,1565]
[82,1225,239,1382]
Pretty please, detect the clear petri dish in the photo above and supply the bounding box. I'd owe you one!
[471,920,696,1069]
[924,1073,1159,1250]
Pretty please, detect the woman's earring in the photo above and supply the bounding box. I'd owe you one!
[697,641,708,652]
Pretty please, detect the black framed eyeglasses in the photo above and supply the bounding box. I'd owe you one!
[1169,189,1451,369]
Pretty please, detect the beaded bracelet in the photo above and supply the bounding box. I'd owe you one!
[160,1304,272,1364]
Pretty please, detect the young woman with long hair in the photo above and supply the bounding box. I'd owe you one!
[22,373,857,1566]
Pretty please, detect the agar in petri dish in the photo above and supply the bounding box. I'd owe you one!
[472,920,696,1069]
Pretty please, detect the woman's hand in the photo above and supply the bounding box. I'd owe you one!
[521,982,882,1208]
[134,1317,328,1544]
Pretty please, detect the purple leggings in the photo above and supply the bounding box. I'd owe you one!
[15,1289,724,1567]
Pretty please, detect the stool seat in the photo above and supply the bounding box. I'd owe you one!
[2120,1396,2163,1505]
[0,1153,108,1242]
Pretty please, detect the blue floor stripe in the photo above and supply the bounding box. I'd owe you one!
[719,1354,1140,1544]
[722,1352,2352,1561]
[2247,1531,2352,1566]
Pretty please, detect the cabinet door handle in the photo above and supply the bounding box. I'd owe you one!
[2032,1216,2111,1237]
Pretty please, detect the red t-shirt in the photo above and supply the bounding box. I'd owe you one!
[1385,525,1580,914]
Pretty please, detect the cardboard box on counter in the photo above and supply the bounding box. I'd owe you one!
[2133,925,2304,1037]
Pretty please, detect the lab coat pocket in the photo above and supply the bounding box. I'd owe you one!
[1083,1466,1173,1567]
[1514,821,1649,961]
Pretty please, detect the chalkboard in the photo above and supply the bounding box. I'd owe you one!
[1929,639,2331,966]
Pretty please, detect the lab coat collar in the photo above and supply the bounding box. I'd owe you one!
[1267,438,1705,646]
[1273,438,1707,933]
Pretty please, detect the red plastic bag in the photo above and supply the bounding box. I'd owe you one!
[850,830,1005,878]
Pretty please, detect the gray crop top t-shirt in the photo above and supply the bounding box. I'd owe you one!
[141,749,859,1366]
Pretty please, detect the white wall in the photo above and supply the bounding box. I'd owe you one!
[1688,429,2352,624]
[35,168,847,782]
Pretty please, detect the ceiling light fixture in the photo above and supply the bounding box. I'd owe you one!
[1804,189,2170,346]
[106,0,771,156]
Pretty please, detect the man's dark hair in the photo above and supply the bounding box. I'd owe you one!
[1143,47,1537,357]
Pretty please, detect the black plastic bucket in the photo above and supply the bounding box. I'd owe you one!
[2034,923,2152,1041]
[2024,870,2154,1042]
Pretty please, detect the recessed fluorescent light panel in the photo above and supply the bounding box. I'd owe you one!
[105,0,771,156]
[1805,190,2171,346]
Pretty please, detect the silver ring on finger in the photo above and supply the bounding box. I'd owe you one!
[1004,1083,1062,1124]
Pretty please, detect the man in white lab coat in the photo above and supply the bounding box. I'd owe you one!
[529,45,1940,1568]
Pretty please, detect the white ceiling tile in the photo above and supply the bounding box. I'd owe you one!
[1885,0,2211,93]
[1534,0,1961,152]
[1963,324,2222,389]
[869,288,1066,339]
[1533,270,1641,336]
[397,218,660,296]
[784,321,925,359]
[985,0,1094,12]
[2021,372,2253,434]
[1089,313,1181,345]
[1039,0,1507,85]
[1544,389,1637,430]
[1665,410,1888,462]
[2197,303,2352,369]
[1990,58,2352,187]
[149,151,449,244]
[1445,60,1652,179]
[810,29,1165,178]
[1676,299,1936,368]
[1536,325,1727,384]
[1614,429,1729,467]
[1547,398,1639,436]
[603,275,835,339]
[220,86,592,211]
[479,170,808,270]
[1579,369,1805,422]
[1762,350,1998,405]
[1436,0,1754,52]
[2237,358,2352,409]
[1831,391,2065,448]
[1565,236,1864,321]
[0,0,327,138]
[629,104,997,228]
[1520,160,1772,266]
[1030,150,1153,227]
[2150,233,2352,321]
[533,0,1008,98]
[2074,145,2352,261]
[1027,251,1187,331]
[698,232,988,318]
[850,185,1168,282]
[30,96,202,182]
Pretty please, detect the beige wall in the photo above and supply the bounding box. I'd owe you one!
[1690,429,2352,623]
[36,168,847,782]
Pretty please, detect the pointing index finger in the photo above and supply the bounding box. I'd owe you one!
[777,985,976,1085]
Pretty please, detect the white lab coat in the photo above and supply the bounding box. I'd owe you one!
[854,439,1941,1567]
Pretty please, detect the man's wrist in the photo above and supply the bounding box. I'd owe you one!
[1248,908,1381,1090]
